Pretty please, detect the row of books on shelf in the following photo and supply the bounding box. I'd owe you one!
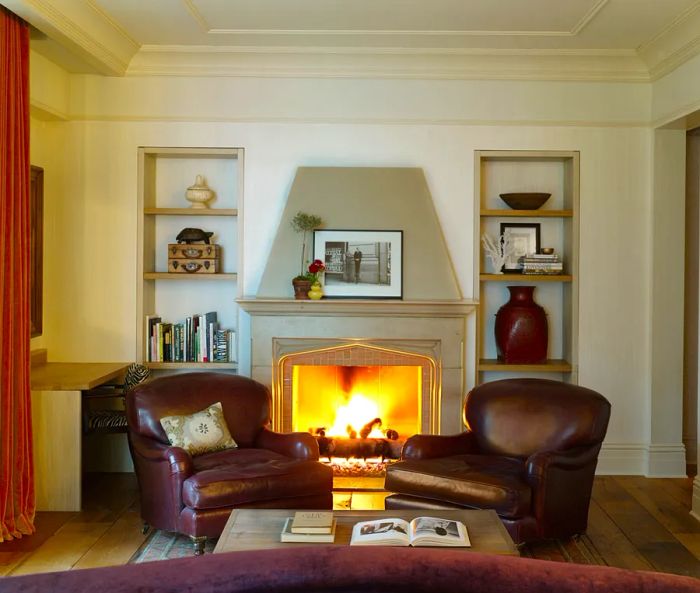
[521,252,563,275]
[145,312,236,363]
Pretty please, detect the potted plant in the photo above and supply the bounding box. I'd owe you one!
[291,211,323,299]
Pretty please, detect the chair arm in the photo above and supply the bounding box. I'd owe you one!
[254,427,320,460]
[526,445,601,483]
[129,431,194,477]
[525,444,603,538]
[401,432,478,460]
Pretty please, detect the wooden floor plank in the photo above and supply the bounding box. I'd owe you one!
[593,476,700,577]
[615,476,700,537]
[585,498,653,571]
[9,522,111,576]
[0,512,77,576]
[72,507,147,570]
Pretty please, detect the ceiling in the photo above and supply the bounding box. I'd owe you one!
[5,0,700,80]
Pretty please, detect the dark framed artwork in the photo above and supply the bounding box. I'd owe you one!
[500,222,540,273]
[313,229,403,298]
[30,165,44,337]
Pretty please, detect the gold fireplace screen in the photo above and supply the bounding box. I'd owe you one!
[272,341,440,436]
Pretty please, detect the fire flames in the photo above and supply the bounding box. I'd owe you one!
[292,364,421,475]
[326,393,385,438]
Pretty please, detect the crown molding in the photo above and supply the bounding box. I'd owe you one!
[128,45,649,82]
[3,0,137,75]
[185,0,607,38]
[637,1,700,82]
[65,113,650,128]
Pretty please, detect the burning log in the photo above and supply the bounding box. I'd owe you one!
[360,418,382,439]
[314,436,405,460]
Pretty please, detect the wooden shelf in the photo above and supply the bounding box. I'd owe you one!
[144,208,237,216]
[480,273,573,282]
[145,362,238,370]
[144,272,237,281]
[480,209,573,218]
[478,359,573,372]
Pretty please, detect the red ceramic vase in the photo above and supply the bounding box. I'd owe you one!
[494,286,548,363]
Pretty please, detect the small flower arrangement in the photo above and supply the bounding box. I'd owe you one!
[307,259,325,284]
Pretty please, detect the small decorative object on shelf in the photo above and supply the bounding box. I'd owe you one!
[185,175,214,209]
[291,211,323,296]
[481,233,513,274]
[169,234,221,274]
[499,192,551,210]
[292,279,312,300]
[308,282,323,300]
[176,227,214,244]
[522,250,563,275]
[495,286,548,363]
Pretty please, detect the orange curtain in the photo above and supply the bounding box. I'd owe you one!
[0,6,35,542]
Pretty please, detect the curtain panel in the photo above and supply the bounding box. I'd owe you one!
[0,6,35,542]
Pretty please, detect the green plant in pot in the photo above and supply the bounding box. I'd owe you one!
[291,211,323,299]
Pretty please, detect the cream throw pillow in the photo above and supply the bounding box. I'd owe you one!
[160,402,237,456]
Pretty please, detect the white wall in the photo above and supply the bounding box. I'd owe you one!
[653,52,700,127]
[23,71,666,473]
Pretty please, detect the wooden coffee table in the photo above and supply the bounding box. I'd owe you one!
[214,509,518,555]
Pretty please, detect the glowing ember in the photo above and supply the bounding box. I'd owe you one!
[326,393,386,438]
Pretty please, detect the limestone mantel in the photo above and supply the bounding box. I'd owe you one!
[237,298,478,434]
[237,298,477,317]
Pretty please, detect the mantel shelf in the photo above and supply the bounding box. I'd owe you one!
[480,274,573,282]
[480,209,573,218]
[144,273,237,281]
[478,359,573,372]
[144,208,237,216]
[237,298,478,318]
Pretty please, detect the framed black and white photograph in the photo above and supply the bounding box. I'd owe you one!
[500,222,540,272]
[313,230,402,299]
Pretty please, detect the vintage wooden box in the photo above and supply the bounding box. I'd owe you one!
[168,243,220,274]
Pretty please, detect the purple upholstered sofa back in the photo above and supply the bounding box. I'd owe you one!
[2,546,698,593]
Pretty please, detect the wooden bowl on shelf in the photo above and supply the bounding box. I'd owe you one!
[499,192,551,210]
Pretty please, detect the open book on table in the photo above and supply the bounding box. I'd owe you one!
[350,516,470,547]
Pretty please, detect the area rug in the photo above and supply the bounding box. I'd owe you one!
[130,530,216,563]
[131,529,605,565]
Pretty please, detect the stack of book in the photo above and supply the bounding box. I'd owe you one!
[522,253,563,275]
[145,311,237,363]
[280,511,336,543]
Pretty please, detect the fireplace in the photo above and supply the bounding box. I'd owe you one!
[238,299,477,439]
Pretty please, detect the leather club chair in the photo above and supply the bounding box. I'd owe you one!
[384,378,611,544]
[126,372,333,554]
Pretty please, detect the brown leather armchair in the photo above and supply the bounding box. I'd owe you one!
[384,378,610,544]
[126,372,333,553]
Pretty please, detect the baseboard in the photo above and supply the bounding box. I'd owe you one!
[647,443,687,477]
[596,444,648,475]
[596,442,687,476]
[691,477,700,521]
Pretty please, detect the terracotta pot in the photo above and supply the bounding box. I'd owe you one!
[292,279,312,300]
[494,286,548,363]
